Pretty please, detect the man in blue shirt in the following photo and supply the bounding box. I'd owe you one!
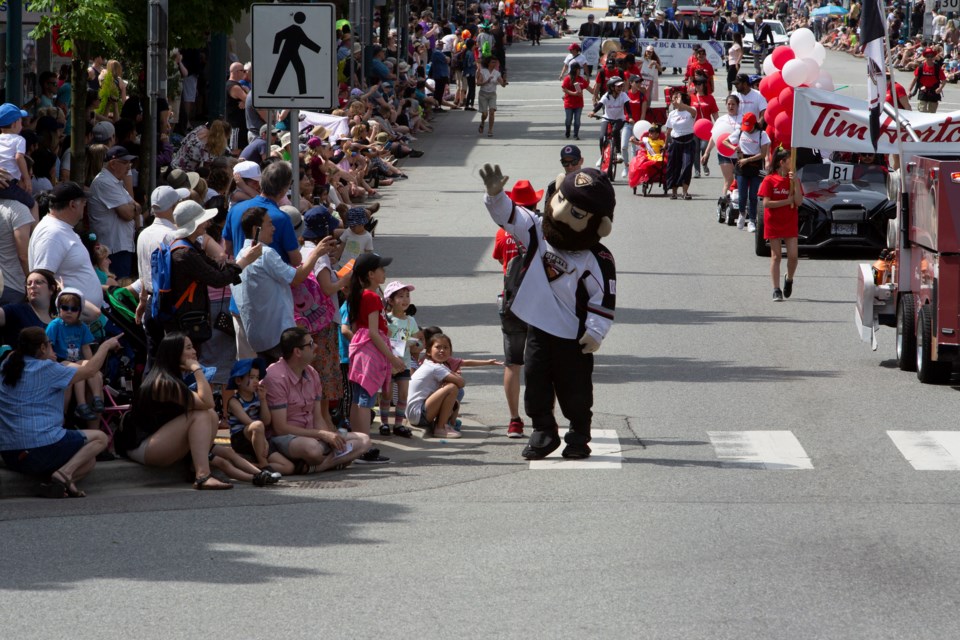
[368,45,394,84]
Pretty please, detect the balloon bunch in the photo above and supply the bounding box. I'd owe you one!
[755,28,833,149]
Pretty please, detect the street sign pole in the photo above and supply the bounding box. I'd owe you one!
[290,108,300,209]
[146,0,168,205]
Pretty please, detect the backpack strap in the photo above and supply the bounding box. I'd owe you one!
[172,281,198,312]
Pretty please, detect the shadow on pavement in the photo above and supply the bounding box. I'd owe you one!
[593,354,840,383]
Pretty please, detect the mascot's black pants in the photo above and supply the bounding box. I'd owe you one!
[524,326,593,445]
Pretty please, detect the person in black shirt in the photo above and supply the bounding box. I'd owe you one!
[578,14,601,38]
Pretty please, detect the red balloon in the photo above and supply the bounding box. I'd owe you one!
[775,111,791,135]
[758,76,771,96]
[694,118,714,141]
[779,86,795,116]
[771,45,795,70]
[716,132,736,158]
[764,71,788,100]
[765,96,781,121]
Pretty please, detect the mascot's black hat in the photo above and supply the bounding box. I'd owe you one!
[559,168,615,220]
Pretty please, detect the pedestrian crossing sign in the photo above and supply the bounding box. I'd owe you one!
[251,3,336,109]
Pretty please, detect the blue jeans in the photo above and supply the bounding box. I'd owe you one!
[738,173,763,223]
[564,107,582,137]
[692,138,707,175]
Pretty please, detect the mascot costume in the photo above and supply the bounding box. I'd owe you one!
[480,163,617,460]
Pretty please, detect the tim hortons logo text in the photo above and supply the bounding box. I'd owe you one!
[808,100,960,144]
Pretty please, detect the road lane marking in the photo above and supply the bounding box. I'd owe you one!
[528,429,622,470]
[888,431,960,470]
[707,431,814,470]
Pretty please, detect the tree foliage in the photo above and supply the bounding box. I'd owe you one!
[115,0,253,51]
[26,0,127,59]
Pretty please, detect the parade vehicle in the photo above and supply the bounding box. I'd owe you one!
[754,161,895,257]
[856,155,960,383]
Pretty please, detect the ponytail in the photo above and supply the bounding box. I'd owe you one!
[2,327,47,387]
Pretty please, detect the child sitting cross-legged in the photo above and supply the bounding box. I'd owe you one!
[45,288,103,422]
[405,332,466,439]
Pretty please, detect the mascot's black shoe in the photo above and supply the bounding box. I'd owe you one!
[562,429,592,459]
[561,443,592,459]
[521,431,562,460]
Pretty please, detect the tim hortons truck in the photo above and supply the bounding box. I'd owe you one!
[855,155,960,383]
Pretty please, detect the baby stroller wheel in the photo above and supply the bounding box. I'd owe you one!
[716,196,727,223]
[726,204,738,226]
[641,182,651,197]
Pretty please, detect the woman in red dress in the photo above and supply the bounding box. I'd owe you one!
[758,148,803,301]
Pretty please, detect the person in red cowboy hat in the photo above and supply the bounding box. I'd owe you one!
[506,179,544,211]
[560,43,587,80]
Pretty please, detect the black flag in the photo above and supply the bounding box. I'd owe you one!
[861,0,887,151]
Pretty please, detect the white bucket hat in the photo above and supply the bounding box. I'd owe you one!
[173,200,219,239]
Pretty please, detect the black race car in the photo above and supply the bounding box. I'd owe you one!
[755,163,896,256]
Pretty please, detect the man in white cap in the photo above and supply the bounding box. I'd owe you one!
[231,160,261,204]
[87,146,141,279]
[135,185,190,362]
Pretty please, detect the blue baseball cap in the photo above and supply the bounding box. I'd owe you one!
[227,358,266,389]
[0,103,29,127]
[302,205,340,241]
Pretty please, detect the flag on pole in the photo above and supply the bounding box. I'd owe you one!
[861,0,887,151]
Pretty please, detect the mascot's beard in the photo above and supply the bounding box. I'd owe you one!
[542,207,606,252]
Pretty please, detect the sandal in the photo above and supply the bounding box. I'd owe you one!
[193,474,233,490]
[432,428,462,439]
[478,123,484,134]
[52,470,85,497]
[683,194,692,200]
[670,193,678,200]
[252,469,280,487]
[392,425,413,438]
[487,132,494,137]
[379,424,392,436]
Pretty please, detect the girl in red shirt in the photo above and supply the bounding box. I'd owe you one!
[347,253,405,448]
[758,148,803,301]
[561,63,592,140]
[690,80,718,178]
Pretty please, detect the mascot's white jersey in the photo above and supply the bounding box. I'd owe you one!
[484,191,616,343]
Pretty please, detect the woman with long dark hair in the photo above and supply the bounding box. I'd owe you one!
[663,89,698,200]
[125,332,233,489]
[0,327,121,497]
[0,269,59,346]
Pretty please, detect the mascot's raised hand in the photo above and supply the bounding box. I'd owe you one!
[480,163,509,197]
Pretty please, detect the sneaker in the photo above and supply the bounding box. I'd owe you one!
[783,277,793,299]
[74,403,97,421]
[747,221,757,233]
[703,166,710,177]
[565,131,570,139]
[573,135,580,140]
[737,213,746,230]
[355,447,390,464]
[379,424,391,436]
[91,396,105,413]
[620,169,627,179]
[772,288,784,301]
[616,154,623,163]
[694,171,701,178]
[506,418,525,438]
[595,158,602,167]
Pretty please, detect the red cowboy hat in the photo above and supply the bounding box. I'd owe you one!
[506,180,544,207]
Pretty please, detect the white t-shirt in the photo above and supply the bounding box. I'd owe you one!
[337,228,374,268]
[598,92,630,121]
[727,128,770,155]
[478,68,502,93]
[136,217,177,294]
[28,214,104,309]
[441,34,458,52]
[666,108,695,136]
[88,169,136,253]
[406,359,452,425]
[0,199,34,295]
[0,133,26,179]
[735,88,768,121]
[306,244,340,311]
[563,53,587,71]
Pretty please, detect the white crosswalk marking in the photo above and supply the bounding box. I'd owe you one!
[528,429,623,470]
[707,431,814,470]
[888,431,960,470]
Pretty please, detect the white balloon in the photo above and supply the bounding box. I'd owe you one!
[790,28,817,58]
[800,58,821,86]
[782,58,808,88]
[814,68,835,92]
[633,120,652,139]
[711,119,736,143]
[810,42,827,66]
[762,54,776,76]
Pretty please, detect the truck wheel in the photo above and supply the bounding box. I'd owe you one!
[916,305,952,384]
[896,295,916,372]
[754,217,770,256]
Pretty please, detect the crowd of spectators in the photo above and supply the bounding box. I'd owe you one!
[0,1,572,497]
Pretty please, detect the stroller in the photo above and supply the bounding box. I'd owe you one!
[629,135,667,196]
[716,178,740,226]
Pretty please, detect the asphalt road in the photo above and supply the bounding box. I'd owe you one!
[3,18,960,640]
